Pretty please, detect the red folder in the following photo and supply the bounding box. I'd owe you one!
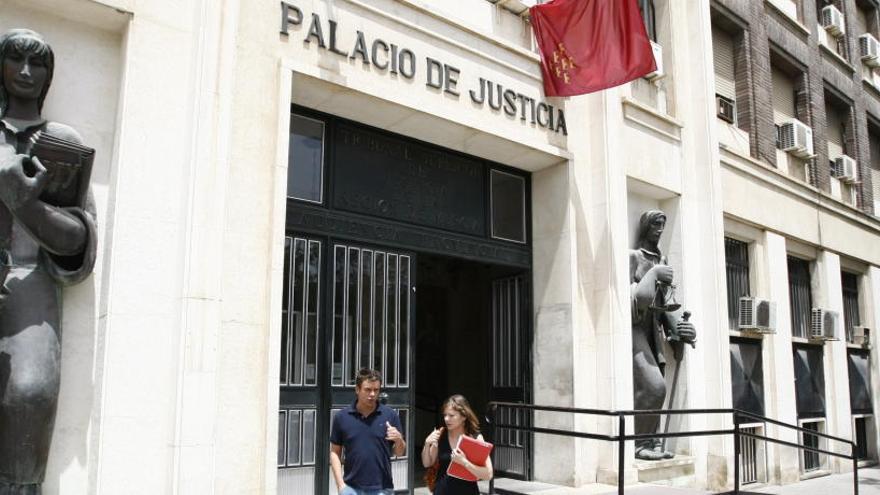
[446,435,493,482]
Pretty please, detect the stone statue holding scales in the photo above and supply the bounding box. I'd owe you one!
[630,210,696,461]
[0,29,97,493]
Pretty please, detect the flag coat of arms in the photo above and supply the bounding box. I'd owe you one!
[530,0,657,97]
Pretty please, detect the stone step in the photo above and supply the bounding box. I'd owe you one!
[634,455,696,486]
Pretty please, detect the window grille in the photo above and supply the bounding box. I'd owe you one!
[331,245,411,388]
[800,419,825,472]
[739,424,767,484]
[787,257,812,338]
[842,271,861,342]
[277,408,317,468]
[855,416,871,460]
[280,238,321,386]
[725,238,750,329]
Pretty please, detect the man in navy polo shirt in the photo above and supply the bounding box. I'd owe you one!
[330,368,406,495]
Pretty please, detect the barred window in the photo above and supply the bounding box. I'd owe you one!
[787,256,812,339]
[842,272,861,342]
[725,238,751,330]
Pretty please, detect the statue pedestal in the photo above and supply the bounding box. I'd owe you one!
[633,455,696,487]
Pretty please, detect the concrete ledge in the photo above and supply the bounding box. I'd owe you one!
[633,455,696,484]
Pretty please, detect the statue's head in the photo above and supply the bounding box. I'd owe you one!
[636,209,666,248]
[0,29,54,118]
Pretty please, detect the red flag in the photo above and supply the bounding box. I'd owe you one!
[530,0,657,97]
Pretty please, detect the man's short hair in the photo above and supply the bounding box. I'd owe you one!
[355,368,382,388]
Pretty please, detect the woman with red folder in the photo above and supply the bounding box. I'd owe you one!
[421,395,493,494]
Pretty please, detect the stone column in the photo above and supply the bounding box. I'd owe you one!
[572,89,638,487]
[531,156,579,485]
[762,232,800,484]
[867,267,880,462]
[670,0,734,488]
[814,251,853,472]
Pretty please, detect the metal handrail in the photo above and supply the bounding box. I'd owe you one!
[484,401,861,495]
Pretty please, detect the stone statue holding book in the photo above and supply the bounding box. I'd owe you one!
[0,29,97,493]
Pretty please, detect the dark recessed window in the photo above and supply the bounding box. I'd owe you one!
[288,114,325,203]
[842,271,861,342]
[793,344,826,419]
[730,338,765,419]
[491,170,526,243]
[787,256,812,339]
[725,237,751,329]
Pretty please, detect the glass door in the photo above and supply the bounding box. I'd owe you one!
[327,241,414,494]
[278,236,323,494]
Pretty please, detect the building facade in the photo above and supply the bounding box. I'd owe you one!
[3,0,880,493]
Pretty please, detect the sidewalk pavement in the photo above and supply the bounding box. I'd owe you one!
[467,467,879,495]
[744,466,879,494]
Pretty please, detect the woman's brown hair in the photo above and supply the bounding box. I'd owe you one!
[442,394,480,436]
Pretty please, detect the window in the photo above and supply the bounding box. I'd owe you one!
[713,26,737,124]
[849,350,873,413]
[842,271,861,342]
[848,349,874,460]
[490,170,527,243]
[794,344,826,418]
[287,114,325,203]
[869,122,880,215]
[825,101,849,161]
[639,0,657,41]
[825,92,857,203]
[854,416,874,459]
[794,341,827,471]
[788,256,813,339]
[856,1,880,81]
[725,238,751,329]
[818,0,848,57]
[280,237,321,387]
[800,419,825,471]
[730,338,765,417]
[772,67,798,130]
[738,423,769,484]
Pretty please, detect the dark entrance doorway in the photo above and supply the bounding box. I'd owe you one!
[279,107,534,494]
[413,254,530,488]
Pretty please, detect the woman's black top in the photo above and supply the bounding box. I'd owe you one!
[433,432,479,495]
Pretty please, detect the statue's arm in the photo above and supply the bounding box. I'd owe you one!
[10,198,87,256]
[0,124,88,256]
[630,252,659,310]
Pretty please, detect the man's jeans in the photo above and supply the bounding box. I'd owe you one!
[340,487,392,495]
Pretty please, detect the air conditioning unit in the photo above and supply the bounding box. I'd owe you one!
[738,297,777,333]
[859,33,880,67]
[833,155,859,183]
[717,95,736,124]
[853,326,872,348]
[821,5,846,38]
[779,119,814,158]
[645,41,664,81]
[811,308,839,340]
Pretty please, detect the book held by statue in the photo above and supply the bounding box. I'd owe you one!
[446,435,493,482]
[28,131,95,208]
